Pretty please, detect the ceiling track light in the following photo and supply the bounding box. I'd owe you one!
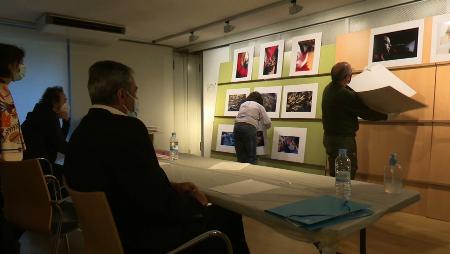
[152,0,301,44]
[224,20,235,33]
[189,31,199,42]
[289,0,303,15]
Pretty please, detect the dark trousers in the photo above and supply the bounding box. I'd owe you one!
[0,208,22,254]
[323,135,358,179]
[233,123,257,164]
[183,205,250,254]
[130,205,250,254]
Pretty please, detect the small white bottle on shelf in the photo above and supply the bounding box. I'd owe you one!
[384,153,403,194]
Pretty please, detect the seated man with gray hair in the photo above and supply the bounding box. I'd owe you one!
[63,60,249,254]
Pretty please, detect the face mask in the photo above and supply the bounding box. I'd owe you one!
[12,64,26,81]
[125,91,139,118]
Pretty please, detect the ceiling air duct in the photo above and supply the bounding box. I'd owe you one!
[37,13,126,45]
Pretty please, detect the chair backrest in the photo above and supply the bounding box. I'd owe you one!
[0,159,53,234]
[65,183,124,254]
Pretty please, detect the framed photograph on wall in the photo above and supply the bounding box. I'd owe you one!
[289,32,322,76]
[216,124,235,153]
[231,46,254,82]
[256,129,267,155]
[271,127,307,163]
[430,14,450,63]
[281,83,318,118]
[368,19,424,67]
[258,40,285,79]
[224,88,250,116]
[254,86,282,118]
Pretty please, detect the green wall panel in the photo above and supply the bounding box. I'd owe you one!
[318,44,336,74]
[218,62,232,83]
[213,44,336,174]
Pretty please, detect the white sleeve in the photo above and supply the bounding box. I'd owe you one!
[258,104,272,129]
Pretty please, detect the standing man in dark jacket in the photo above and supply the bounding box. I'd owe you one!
[21,86,70,177]
[322,62,387,179]
[63,60,249,254]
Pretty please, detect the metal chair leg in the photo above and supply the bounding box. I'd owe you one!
[360,228,366,254]
[52,234,61,254]
[65,233,71,254]
[53,205,64,254]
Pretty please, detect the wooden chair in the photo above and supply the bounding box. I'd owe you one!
[0,159,78,254]
[65,182,233,254]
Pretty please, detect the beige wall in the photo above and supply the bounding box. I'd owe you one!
[173,53,202,155]
[69,41,174,150]
[202,47,230,157]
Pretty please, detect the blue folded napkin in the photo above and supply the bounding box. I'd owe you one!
[265,195,373,230]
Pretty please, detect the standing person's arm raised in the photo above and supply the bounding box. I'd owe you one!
[258,103,271,129]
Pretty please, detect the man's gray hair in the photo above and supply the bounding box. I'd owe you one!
[331,62,352,82]
[88,60,134,105]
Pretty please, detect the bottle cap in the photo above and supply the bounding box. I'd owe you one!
[338,148,347,156]
[389,153,397,166]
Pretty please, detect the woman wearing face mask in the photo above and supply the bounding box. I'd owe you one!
[0,43,26,161]
[21,86,70,180]
[0,43,26,254]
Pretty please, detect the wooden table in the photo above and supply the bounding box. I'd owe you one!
[160,154,420,254]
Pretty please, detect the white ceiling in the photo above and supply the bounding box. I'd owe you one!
[0,0,363,47]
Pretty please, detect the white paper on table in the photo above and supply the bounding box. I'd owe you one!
[210,179,280,195]
[158,161,170,166]
[208,161,249,171]
[348,64,426,113]
[156,153,170,160]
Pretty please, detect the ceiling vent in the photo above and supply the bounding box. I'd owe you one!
[37,13,126,45]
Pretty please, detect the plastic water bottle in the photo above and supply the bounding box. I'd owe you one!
[169,132,179,160]
[335,149,351,200]
[384,153,403,193]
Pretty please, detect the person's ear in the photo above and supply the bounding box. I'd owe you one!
[116,88,127,105]
[7,63,16,75]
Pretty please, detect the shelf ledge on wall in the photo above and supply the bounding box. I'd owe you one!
[218,72,332,86]
[359,119,449,126]
[220,61,447,86]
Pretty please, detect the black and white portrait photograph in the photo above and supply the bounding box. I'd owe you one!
[369,19,424,67]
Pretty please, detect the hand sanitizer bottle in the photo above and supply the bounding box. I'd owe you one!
[384,153,403,193]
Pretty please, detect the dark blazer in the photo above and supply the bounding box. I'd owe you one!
[21,103,69,162]
[63,108,205,253]
[322,82,387,137]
